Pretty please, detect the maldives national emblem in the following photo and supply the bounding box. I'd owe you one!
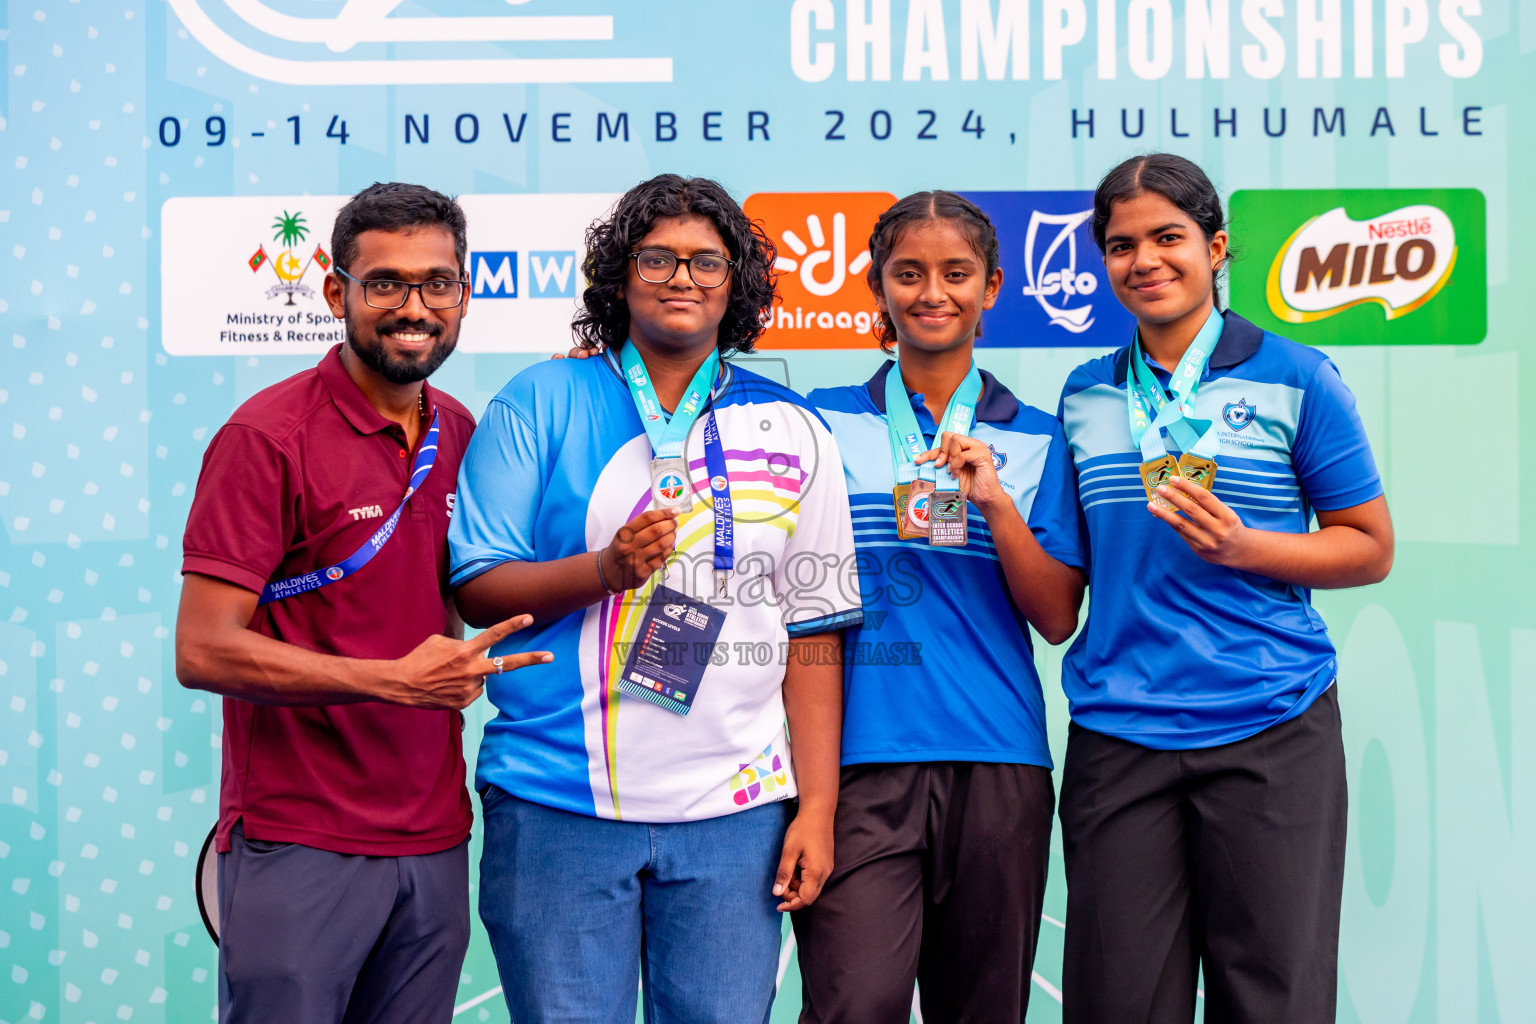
[248,209,332,306]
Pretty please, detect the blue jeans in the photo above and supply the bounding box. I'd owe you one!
[478,786,791,1024]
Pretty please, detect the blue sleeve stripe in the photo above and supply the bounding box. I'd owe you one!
[786,609,865,636]
[450,555,516,587]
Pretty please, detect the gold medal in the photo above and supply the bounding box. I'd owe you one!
[892,484,916,540]
[1176,452,1218,491]
[1139,455,1180,510]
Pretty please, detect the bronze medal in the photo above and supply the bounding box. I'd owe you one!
[903,478,934,537]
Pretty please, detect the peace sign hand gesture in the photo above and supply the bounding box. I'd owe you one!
[383,614,553,710]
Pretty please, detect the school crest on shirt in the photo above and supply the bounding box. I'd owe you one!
[1223,399,1256,432]
[989,444,1007,471]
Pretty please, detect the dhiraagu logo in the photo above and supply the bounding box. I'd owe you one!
[1230,189,1486,345]
[744,191,895,349]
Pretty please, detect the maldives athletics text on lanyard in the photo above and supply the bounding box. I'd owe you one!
[885,361,982,548]
[1128,306,1224,509]
[619,343,735,597]
[258,411,440,604]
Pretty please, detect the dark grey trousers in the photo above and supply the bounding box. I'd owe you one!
[217,825,470,1024]
[1060,686,1347,1024]
[792,762,1056,1024]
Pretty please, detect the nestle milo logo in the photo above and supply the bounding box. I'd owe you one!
[1269,204,1454,323]
[1230,189,1485,347]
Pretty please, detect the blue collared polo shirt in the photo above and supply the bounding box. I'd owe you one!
[1057,310,1383,749]
[810,361,1083,768]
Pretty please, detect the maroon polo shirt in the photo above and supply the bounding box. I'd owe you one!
[182,344,476,856]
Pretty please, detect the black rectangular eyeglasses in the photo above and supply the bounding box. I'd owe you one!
[335,267,467,309]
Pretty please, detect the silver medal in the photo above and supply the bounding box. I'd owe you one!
[649,457,694,512]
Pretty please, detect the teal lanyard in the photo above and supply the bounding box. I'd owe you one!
[1127,307,1224,462]
[620,343,721,459]
[884,361,983,487]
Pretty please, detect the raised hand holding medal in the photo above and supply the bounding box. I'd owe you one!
[617,342,735,593]
[885,359,983,547]
[917,431,1010,547]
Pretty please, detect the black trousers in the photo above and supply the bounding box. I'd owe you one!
[1059,687,1347,1024]
[792,762,1056,1024]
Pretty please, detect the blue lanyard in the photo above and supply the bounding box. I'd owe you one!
[258,411,439,605]
[884,361,983,486]
[613,345,735,592]
[701,411,733,587]
[1127,307,1224,462]
[620,342,720,459]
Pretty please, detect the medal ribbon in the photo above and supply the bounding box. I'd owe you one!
[621,342,721,460]
[617,342,734,585]
[258,410,440,605]
[884,361,984,487]
[1126,307,1224,462]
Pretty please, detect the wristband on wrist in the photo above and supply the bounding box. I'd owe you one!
[595,548,622,595]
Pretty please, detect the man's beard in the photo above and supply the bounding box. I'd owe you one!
[345,313,459,385]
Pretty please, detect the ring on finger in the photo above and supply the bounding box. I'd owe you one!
[493,655,505,674]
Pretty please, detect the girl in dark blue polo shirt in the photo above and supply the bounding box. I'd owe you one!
[1056,154,1395,1023]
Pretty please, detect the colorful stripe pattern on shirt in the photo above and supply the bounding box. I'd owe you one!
[450,354,862,823]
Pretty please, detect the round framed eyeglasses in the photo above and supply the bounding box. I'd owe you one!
[628,249,734,288]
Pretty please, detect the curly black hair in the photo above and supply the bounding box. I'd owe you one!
[572,175,776,354]
[866,190,1000,353]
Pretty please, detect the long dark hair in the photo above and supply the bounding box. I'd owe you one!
[1091,154,1235,301]
[572,174,777,353]
[865,191,1000,353]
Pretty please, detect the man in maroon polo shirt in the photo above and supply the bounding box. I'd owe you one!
[175,182,549,1024]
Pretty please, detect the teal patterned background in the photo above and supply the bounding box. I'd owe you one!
[2,2,1532,1021]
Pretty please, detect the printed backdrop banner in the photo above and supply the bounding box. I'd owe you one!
[2,3,1532,1023]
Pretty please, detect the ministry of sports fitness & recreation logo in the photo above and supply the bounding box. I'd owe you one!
[1230,189,1486,346]
[247,210,333,306]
